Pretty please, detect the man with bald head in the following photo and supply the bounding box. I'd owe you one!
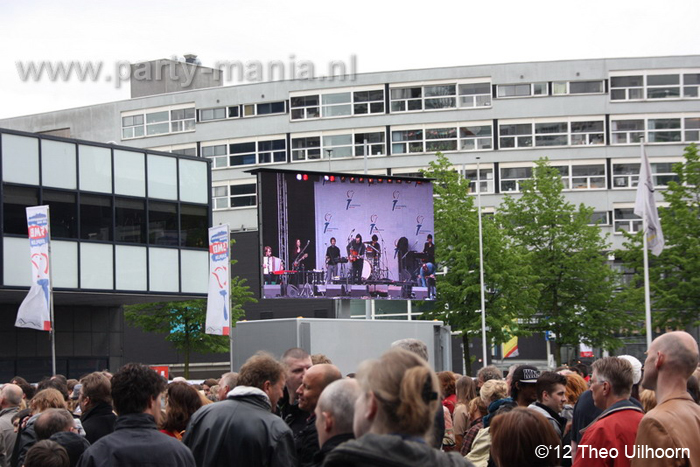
[0,384,22,467]
[311,379,359,467]
[294,364,342,467]
[631,331,700,467]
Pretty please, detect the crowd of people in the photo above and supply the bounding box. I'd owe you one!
[1,331,699,467]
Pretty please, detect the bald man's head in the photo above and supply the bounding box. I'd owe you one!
[1,384,23,408]
[642,331,700,390]
[296,364,342,413]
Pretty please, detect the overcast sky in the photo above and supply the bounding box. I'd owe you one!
[1,0,698,119]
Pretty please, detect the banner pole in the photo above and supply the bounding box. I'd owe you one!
[47,206,56,376]
[228,226,234,372]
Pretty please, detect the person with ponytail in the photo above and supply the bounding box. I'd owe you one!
[323,349,473,467]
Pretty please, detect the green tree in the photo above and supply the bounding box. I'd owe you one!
[617,143,700,329]
[420,153,538,375]
[498,159,624,366]
[125,241,256,378]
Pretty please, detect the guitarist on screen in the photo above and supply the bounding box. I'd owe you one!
[346,233,365,284]
[292,239,309,271]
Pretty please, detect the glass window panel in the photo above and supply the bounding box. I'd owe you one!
[179,159,208,204]
[149,201,178,246]
[500,124,532,136]
[202,145,226,157]
[114,150,145,197]
[613,163,639,175]
[115,245,147,291]
[146,122,169,135]
[3,237,31,286]
[647,87,680,99]
[612,120,644,131]
[535,122,567,134]
[228,107,240,118]
[80,194,112,241]
[391,87,421,99]
[571,121,604,133]
[80,243,113,289]
[79,145,112,193]
[552,82,567,95]
[424,85,455,97]
[52,241,78,288]
[425,128,456,139]
[2,134,39,185]
[572,164,605,176]
[149,248,179,292]
[243,105,255,116]
[459,83,490,95]
[501,167,532,178]
[424,97,456,109]
[535,135,568,146]
[426,140,457,151]
[323,105,352,117]
[533,83,547,95]
[611,76,643,87]
[181,250,208,293]
[146,111,168,123]
[43,190,77,239]
[647,74,679,86]
[324,134,353,146]
[3,185,39,235]
[322,93,351,104]
[147,155,177,200]
[570,81,604,93]
[115,198,145,244]
[648,119,681,130]
[41,140,76,189]
[181,204,208,248]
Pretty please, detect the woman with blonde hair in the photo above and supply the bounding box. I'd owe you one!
[452,376,476,449]
[324,349,472,466]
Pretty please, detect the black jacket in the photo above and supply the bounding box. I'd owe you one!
[80,401,116,444]
[49,431,90,467]
[295,413,319,467]
[323,433,473,467]
[184,386,296,467]
[311,433,353,467]
[76,413,195,467]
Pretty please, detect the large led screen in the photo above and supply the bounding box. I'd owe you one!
[256,169,435,300]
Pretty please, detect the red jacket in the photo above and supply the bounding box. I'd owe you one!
[573,399,644,467]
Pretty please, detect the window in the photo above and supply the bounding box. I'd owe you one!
[614,208,642,233]
[612,161,680,188]
[534,122,568,147]
[228,106,240,118]
[589,211,610,226]
[557,163,606,190]
[199,107,226,122]
[229,142,257,166]
[122,105,196,139]
[463,166,494,194]
[499,123,533,148]
[500,166,533,192]
[353,90,384,114]
[611,119,645,144]
[115,198,146,244]
[3,185,39,235]
[213,184,257,209]
[290,95,320,120]
[245,101,286,117]
[121,115,144,139]
[171,147,197,157]
[553,80,605,95]
[202,144,227,168]
[390,87,422,112]
[322,92,352,117]
[423,85,456,110]
[571,121,605,145]
[425,127,457,151]
[181,204,208,248]
[291,136,321,161]
[458,82,491,107]
[611,71,700,101]
[391,129,424,154]
[80,194,112,241]
[322,131,386,159]
[459,125,493,151]
[497,82,547,98]
[354,132,385,156]
[611,115,700,145]
[43,190,77,239]
[149,201,178,245]
[258,139,287,164]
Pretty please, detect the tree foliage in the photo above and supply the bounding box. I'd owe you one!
[420,153,538,374]
[125,240,256,378]
[617,143,700,329]
[497,159,624,365]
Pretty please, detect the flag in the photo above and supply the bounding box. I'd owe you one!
[16,206,52,331]
[634,143,665,255]
[502,334,519,358]
[205,225,230,335]
[579,343,594,358]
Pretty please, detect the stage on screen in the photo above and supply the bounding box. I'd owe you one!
[251,168,435,301]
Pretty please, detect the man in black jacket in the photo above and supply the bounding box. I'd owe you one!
[184,352,295,467]
[76,363,194,467]
[77,372,115,444]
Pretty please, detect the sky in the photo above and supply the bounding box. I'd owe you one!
[1,0,698,119]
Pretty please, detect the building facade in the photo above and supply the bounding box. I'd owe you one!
[0,128,210,379]
[1,55,698,368]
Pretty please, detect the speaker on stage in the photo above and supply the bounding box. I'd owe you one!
[349,285,368,298]
[412,286,429,300]
[263,284,282,298]
[325,284,345,297]
[388,285,403,299]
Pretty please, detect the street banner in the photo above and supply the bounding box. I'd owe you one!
[16,206,52,331]
[206,225,230,335]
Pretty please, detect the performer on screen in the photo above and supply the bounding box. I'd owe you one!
[347,234,366,284]
[262,246,283,284]
[292,238,309,271]
[325,237,341,284]
[423,234,435,264]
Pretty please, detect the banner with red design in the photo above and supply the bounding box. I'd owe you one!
[16,206,52,331]
[206,225,230,335]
